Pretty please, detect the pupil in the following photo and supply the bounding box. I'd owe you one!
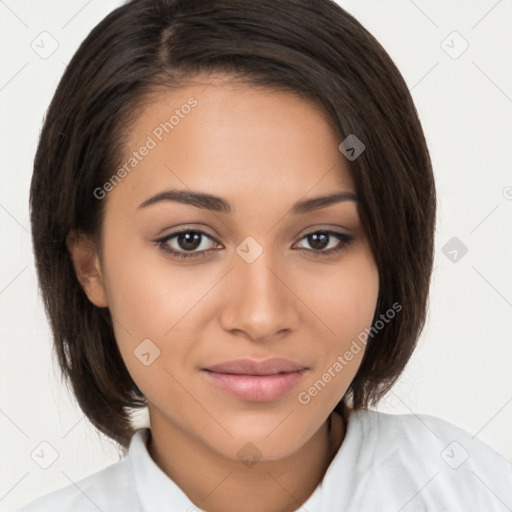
[175,232,331,252]
[309,232,329,250]
[178,232,201,250]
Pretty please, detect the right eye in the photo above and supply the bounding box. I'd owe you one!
[155,229,222,260]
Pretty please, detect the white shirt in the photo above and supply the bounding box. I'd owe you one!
[20,409,512,511]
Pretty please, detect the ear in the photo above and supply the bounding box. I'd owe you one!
[66,229,108,308]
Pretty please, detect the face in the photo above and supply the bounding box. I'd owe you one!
[71,75,379,462]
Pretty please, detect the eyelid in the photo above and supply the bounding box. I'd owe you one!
[155,226,354,261]
[298,224,351,237]
[156,228,220,250]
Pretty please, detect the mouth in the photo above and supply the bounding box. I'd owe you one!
[201,357,308,402]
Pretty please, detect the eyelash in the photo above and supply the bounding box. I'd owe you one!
[155,229,354,260]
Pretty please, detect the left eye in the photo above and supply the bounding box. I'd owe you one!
[294,231,350,252]
[156,229,353,260]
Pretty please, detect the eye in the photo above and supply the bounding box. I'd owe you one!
[155,228,354,261]
[293,230,354,258]
[156,229,221,260]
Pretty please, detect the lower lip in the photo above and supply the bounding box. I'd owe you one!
[202,370,306,402]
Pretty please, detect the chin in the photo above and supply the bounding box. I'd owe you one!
[208,418,314,463]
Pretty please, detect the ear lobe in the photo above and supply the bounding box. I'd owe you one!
[66,229,108,308]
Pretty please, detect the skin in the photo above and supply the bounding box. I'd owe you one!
[67,74,380,512]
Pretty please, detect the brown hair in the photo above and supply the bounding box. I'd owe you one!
[30,0,436,450]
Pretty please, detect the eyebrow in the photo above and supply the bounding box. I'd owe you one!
[138,189,359,215]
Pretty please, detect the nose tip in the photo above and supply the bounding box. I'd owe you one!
[218,251,300,342]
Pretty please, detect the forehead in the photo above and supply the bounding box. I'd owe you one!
[106,76,356,215]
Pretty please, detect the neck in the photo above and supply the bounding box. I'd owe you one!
[147,409,346,512]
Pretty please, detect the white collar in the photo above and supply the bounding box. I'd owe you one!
[126,410,365,511]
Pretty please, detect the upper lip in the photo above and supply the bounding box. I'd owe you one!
[204,357,307,376]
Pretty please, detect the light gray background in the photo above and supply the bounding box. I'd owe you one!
[1,1,511,510]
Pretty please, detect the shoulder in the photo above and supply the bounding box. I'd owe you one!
[358,408,509,464]
[19,455,136,512]
[347,409,512,509]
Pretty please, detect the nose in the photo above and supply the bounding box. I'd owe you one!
[218,249,301,343]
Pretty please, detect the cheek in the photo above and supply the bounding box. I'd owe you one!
[102,238,208,335]
[322,274,378,331]
[298,249,379,396]
[304,247,380,341]
[97,235,192,368]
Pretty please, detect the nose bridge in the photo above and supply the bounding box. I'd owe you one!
[239,250,281,304]
[220,240,299,340]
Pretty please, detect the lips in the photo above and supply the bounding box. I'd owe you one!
[202,357,308,402]
[205,357,307,375]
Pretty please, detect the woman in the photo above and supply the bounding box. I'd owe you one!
[22,0,512,510]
